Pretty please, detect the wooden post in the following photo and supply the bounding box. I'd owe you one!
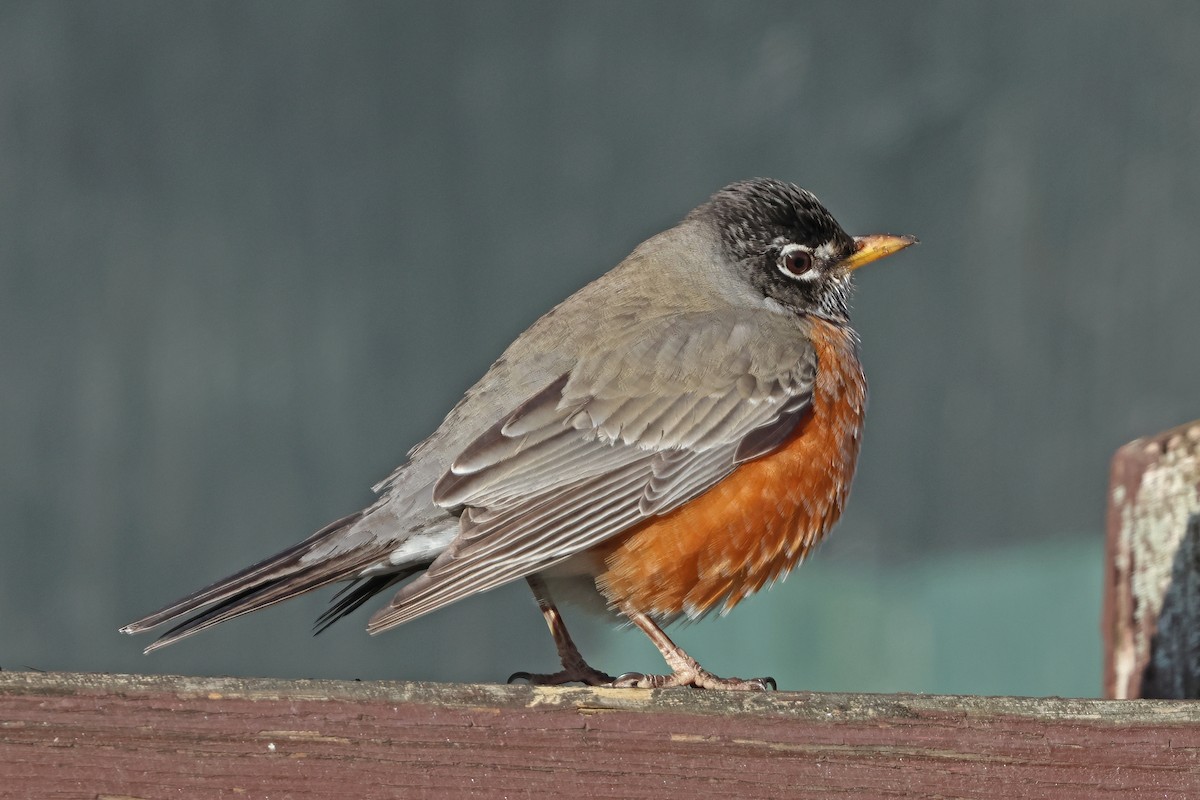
[1105,419,1200,699]
[3,671,1200,798]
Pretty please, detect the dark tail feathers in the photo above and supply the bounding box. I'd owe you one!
[121,512,406,652]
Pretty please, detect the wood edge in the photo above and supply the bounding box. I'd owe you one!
[2,670,1198,724]
[1104,435,1155,699]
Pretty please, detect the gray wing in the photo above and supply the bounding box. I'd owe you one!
[367,311,817,632]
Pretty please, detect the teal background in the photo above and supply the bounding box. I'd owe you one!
[4,2,1197,697]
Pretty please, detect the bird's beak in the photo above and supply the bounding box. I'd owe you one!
[842,233,919,272]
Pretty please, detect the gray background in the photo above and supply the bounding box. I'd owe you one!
[3,1,1197,696]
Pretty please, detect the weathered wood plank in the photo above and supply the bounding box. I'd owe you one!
[1105,419,1200,699]
[2,671,1199,799]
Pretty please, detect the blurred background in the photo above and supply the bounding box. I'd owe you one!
[3,1,1198,697]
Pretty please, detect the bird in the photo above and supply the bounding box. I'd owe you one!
[121,178,916,691]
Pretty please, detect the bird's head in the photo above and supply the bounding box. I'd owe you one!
[694,178,916,322]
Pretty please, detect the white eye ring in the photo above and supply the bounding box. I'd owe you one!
[778,244,817,281]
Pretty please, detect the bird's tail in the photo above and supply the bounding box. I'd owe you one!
[120,512,398,652]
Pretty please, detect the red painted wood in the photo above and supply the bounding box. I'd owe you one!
[2,672,1199,799]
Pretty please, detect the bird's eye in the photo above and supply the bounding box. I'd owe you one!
[778,246,815,280]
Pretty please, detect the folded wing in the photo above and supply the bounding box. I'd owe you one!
[368,311,818,632]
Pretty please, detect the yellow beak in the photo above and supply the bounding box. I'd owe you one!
[842,233,919,272]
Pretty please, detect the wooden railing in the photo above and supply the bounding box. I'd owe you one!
[2,670,1200,798]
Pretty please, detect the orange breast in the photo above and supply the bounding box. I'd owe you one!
[593,320,867,619]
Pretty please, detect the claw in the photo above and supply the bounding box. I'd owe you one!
[612,671,647,687]
[507,666,617,687]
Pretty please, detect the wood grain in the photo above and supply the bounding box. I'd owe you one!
[2,671,1199,799]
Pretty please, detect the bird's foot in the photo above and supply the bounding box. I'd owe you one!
[508,665,617,687]
[608,669,776,691]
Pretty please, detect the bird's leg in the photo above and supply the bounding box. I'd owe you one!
[609,605,776,691]
[508,575,616,687]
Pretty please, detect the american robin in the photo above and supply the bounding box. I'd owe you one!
[122,178,915,691]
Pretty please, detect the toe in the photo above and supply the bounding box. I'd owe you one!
[609,672,649,688]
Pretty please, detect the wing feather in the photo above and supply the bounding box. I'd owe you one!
[374,468,652,627]
[369,312,819,632]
